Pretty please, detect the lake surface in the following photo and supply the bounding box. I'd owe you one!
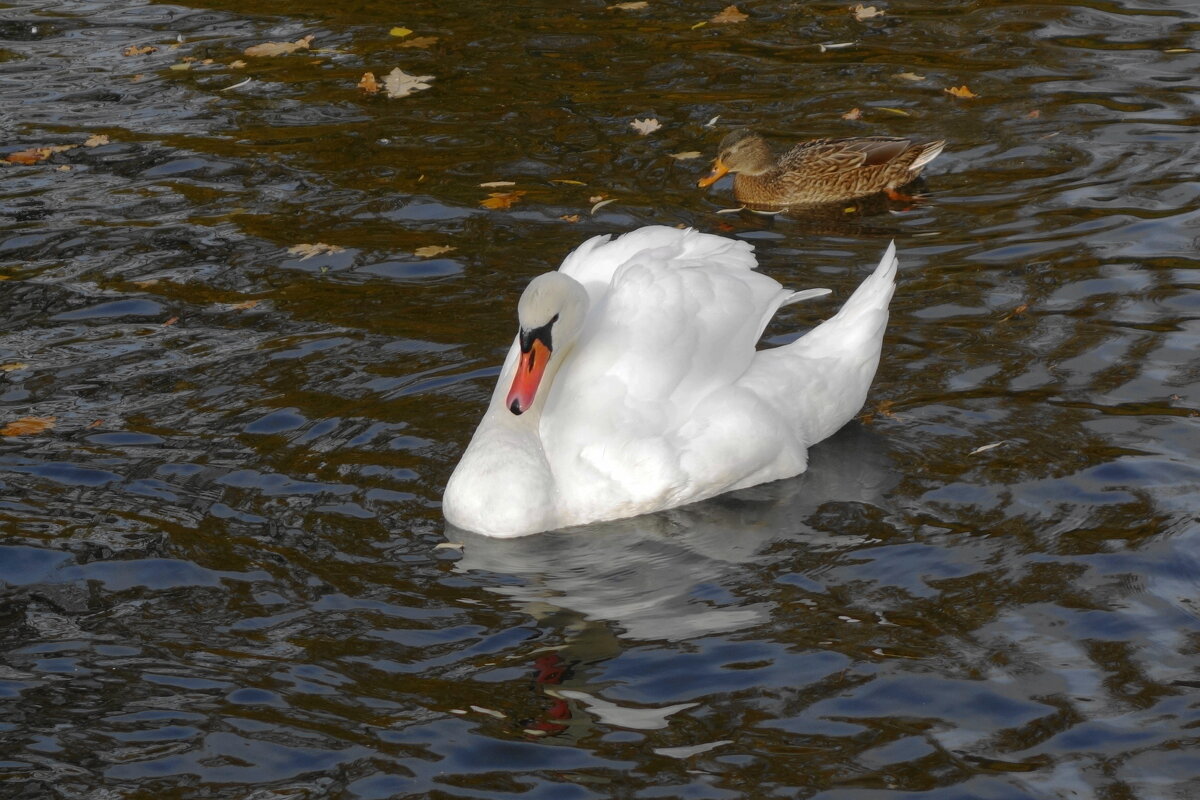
[2,0,1199,797]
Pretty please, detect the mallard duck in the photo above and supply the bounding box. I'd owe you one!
[698,129,945,207]
[442,226,899,537]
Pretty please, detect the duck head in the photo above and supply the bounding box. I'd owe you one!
[506,272,588,415]
[698,129,775,187]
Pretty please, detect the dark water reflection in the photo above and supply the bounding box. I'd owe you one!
[2,0,1199,797]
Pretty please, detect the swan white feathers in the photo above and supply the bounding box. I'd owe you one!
[443,226,897,537]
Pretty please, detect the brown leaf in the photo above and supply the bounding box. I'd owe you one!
[480,191,527,210]
[288,242,345,260]
[851,4,884,21]
[0,362,28,372]
[1,416,55,436]
[228,299,261,310]
[944,84,979,99]
[560,214,582,223]
[414,245,455,257]
[243,34,314,57]
[382,67,434,98]
[163,316,179,326]
[5,144,75,165]
[669,151,702,160]
[895,71,925,81]
[876,399,896,418]
[711,5,748,24]
[229,59,247,69]
[611,1,649,9]
[84,134,110,148]
[398,36,439,49]
[1025,109,1041,119]
[86,419,104,429]
[357,72,381,93]
[123,45,158,56]
[630,117,661,135]
[841,107,862,120]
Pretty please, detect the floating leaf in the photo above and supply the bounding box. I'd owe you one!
[550,178,587,186]
[434,541,464,550]
[229,59,247,69]
[123,44,158,56]
[479,180,516,188]
[389,26,413,37]
[244,34,314,57]
[704,115,721,127]
[415,245,455,257]
[691,21,707,30]
[895,71,925,81]
[480,191,527,210]
[851,4,884,21]
[288,242,345,260]
[711,5,748,24]
[874,106,911,116]
[0,363,28,372]
[968,441,1006,456]
[560,214,582,223]
[398,36,439,49]
[357,72,380,93]
[630,117,661,135]
[611,1,648,9]
[841,107,862,120]
[944,84,978,98]
[1025,109,1041,119]
[590,198,616,214]
[669,151,702,160]
[383,67,434,98]
[1,416,55,436]
[169,62,191,71]
[163,316,179,326]
[5,145,75,165]
[228,299,261,310]
[817,41,855,52]
[221,77,252,92]
[84,134,110,147]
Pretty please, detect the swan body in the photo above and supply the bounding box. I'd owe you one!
[443,226,898,537]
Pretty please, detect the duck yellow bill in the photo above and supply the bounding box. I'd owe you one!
[697,158,729,188]
[506,339,551,415]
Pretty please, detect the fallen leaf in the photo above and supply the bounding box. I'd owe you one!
[711,5,748,24]
[1,416,55,436]
[414,245,455,257]
[288,243,345,260]
[691,21,708,30]
[480,191,527,210]
[133,279,160,288]
[851,4,884,21]
[968,441,1006,456]
[229,59,247,68]
[841,107,862,120]
[228,299,261,310]
[876,399,896,418]
[398,36,439,49]
[383,67,434,98]
[630,117,661,135]
[479,180,516,187]
[588,195,606,204]
[560,214,582,223]
[130,73,144,82]
[611,1,649,9]
[590,198,616,214]
[0,363,28,372]
[86,419,103,429]
[434,542,464,551]
[669,151,702,160]
[169,62,191,71]
[944,84,978,99]
[357,72,380,93]
[874,106,911,116]
[123,44,158,56]
[816,41,855,52]
[389,26,413,37]
[221,77,252,92]
[163,316,179,326]
[715,206,746,214]
[83,134,110,147]
[244,34,314,58]
[5,145,75,165]
[1025,109,1041,119]
[999,302,1028,322]
[57,165,71,172]
[704,115,721,127]
[895,71,925,81]
[550,178,587,186]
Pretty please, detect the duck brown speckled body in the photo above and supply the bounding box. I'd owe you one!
[698,129,946,208]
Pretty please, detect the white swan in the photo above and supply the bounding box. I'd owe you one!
[443,226,897,537]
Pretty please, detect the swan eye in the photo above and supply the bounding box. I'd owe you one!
[519,314,558,354]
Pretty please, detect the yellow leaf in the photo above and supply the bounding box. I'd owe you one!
[229,59,247,68]
[84,134,109,147]
[169,62,191,71]
[123,44,158,56]
[560,214,582,223]
[0,363,28,372]
[398,36,439,49]
[895,72,925,81]
[228,299,261,310]
[710,5,748,24]
[479,180,516,188]
[944,84,978,99]
[874,106,911,116]
[691,20,708,30]
[480,191,527,210]
[1,416,55,436]
[611,1,649,9]
[389,26,413,37]
[841,107,862,120]
[287,242,345,260]
[415,245,456,257]
[851,4,884,21]
[550,178,587,185]
[669,151,702,160]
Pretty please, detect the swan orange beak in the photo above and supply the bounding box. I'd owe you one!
[697,157,729,188]
[506,339,551,415]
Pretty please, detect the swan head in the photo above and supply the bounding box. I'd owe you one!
[698,129,775,187]
[506,271,588,416]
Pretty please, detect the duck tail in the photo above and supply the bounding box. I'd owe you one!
[909,140,946,172]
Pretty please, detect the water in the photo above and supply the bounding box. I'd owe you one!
[1,0,1199,797]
